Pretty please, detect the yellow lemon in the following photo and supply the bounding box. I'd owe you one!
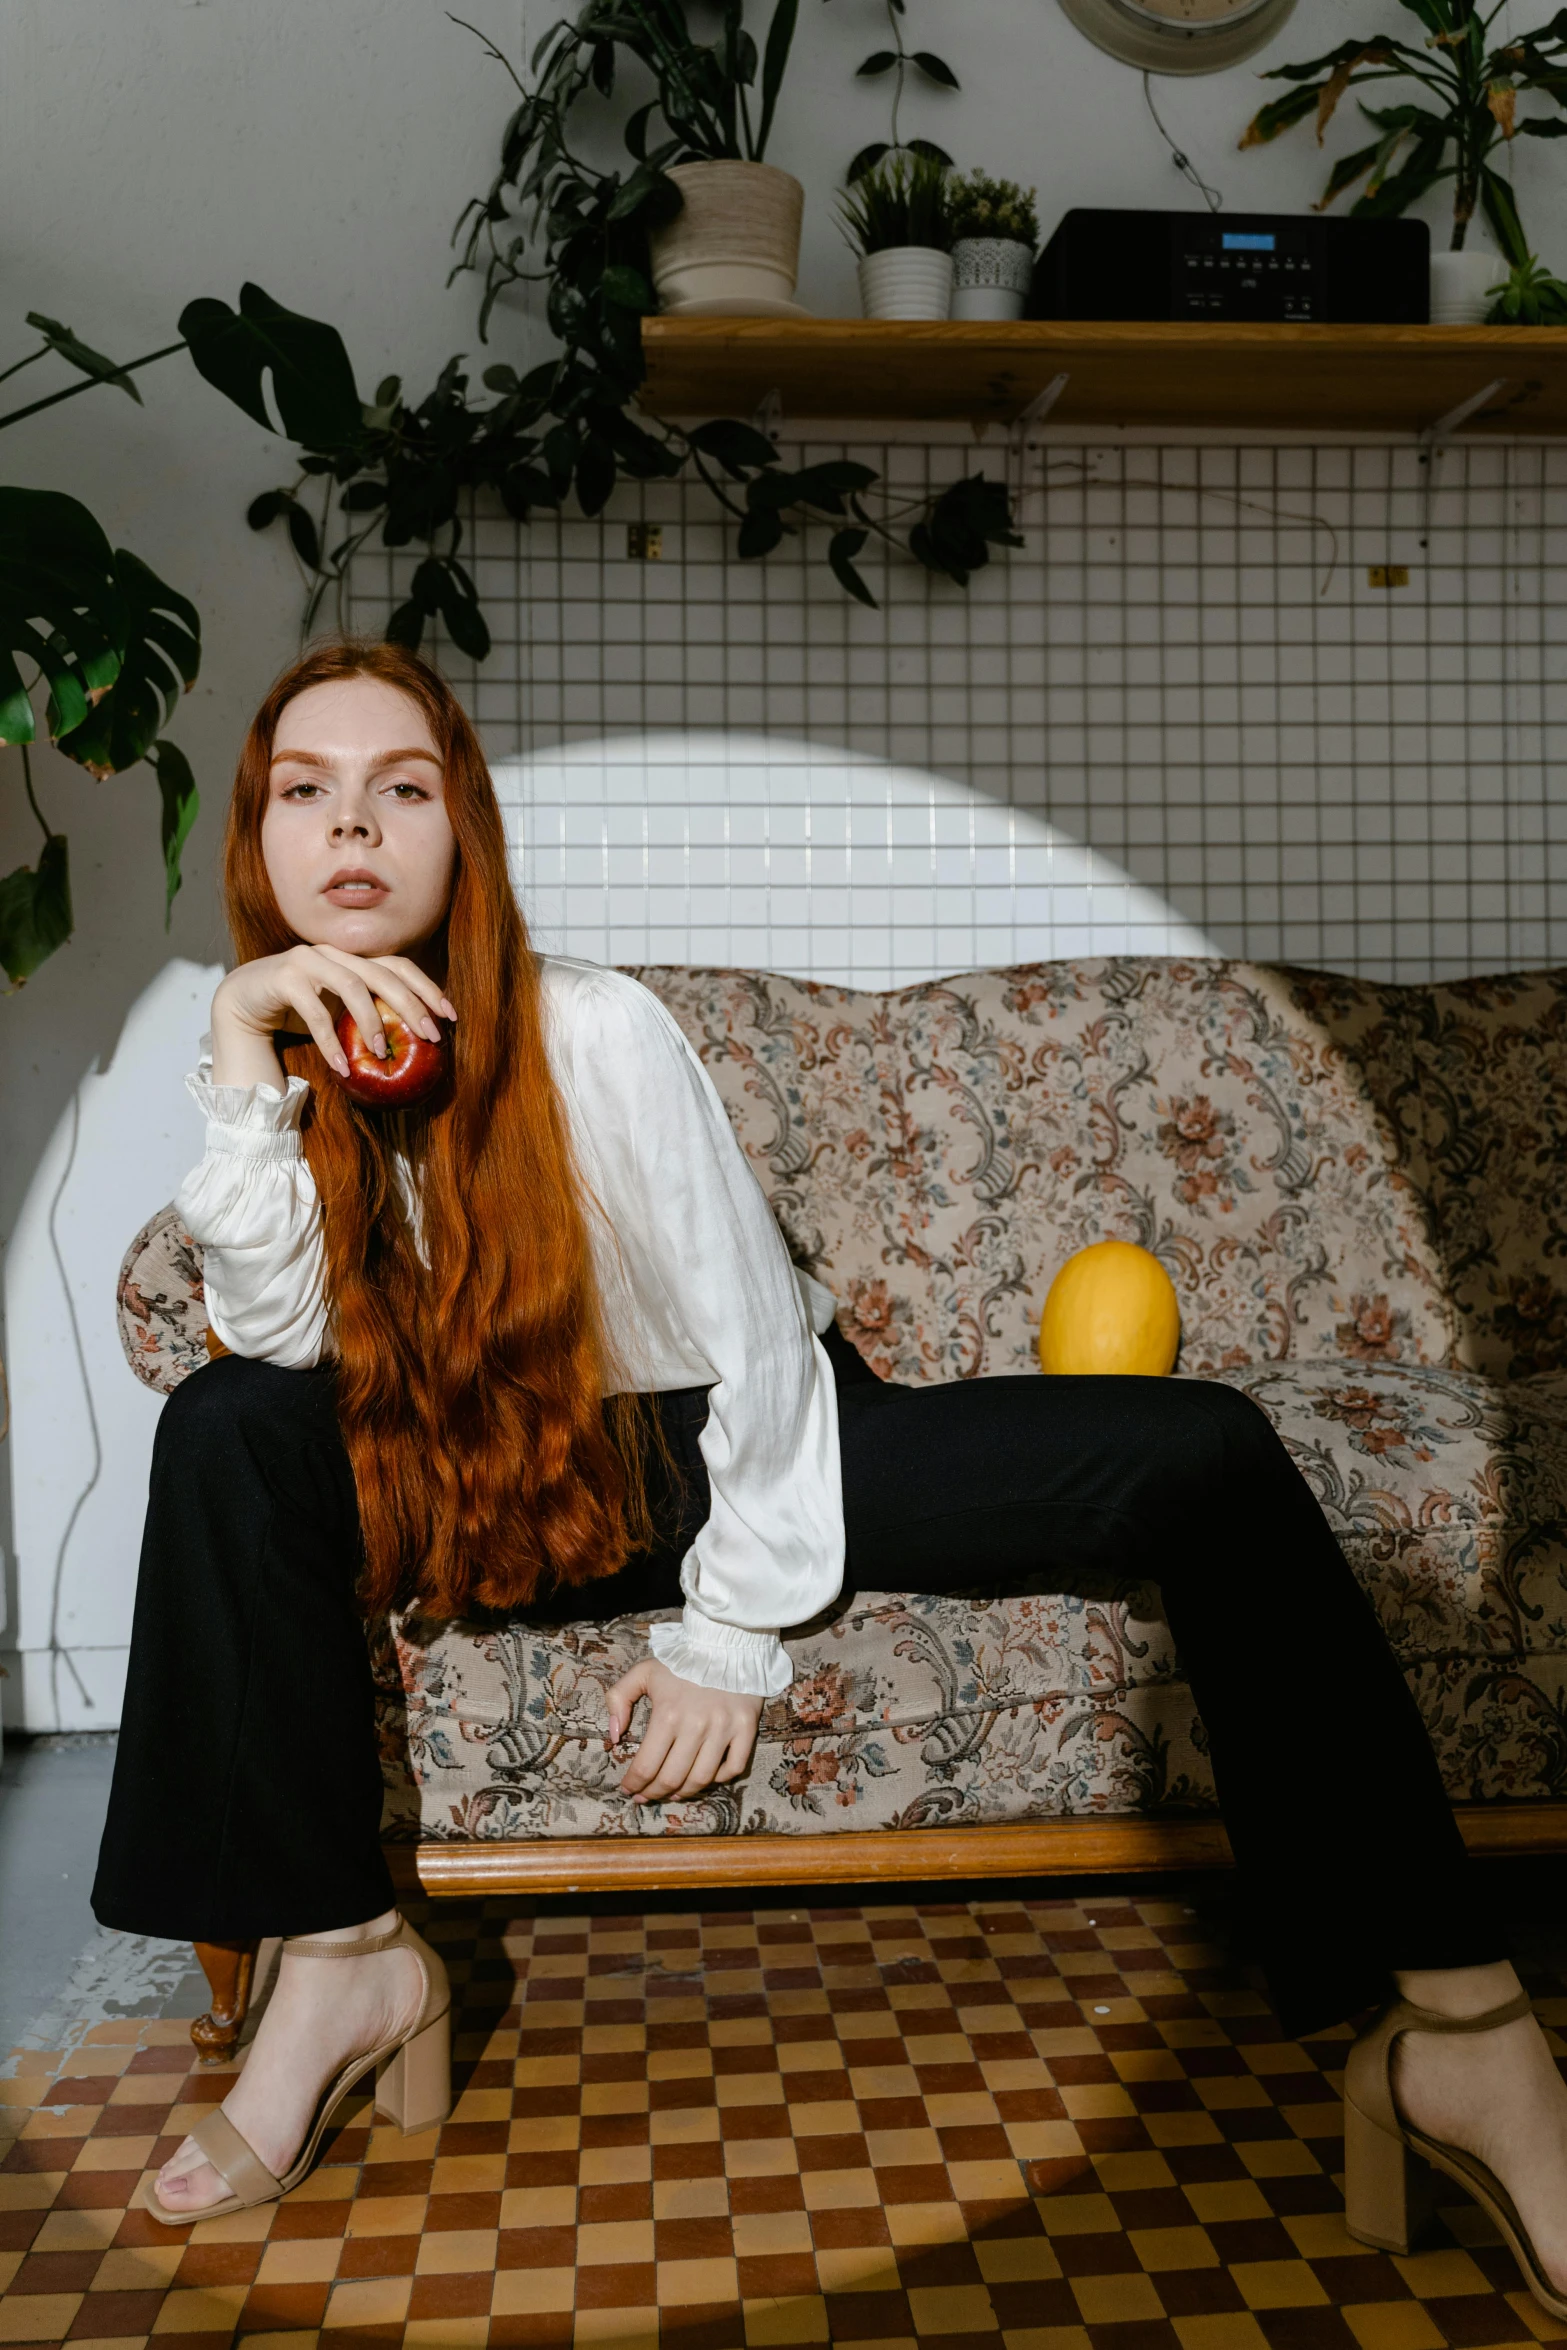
[1037,1239,1181,1377]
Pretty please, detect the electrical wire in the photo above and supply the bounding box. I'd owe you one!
[1142,72,1223,213]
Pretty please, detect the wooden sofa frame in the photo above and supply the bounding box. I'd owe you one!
[187,1802,1567,2059]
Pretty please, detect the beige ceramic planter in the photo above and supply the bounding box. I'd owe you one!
[648,161,806,315]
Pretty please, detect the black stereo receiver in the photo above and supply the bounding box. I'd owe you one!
[1029,209,1430,325]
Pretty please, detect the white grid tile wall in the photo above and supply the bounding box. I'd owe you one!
[345,436,1567,984]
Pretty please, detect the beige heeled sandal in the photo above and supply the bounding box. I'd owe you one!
[1344,1986,1567,2316]
[149,1912,451,2224]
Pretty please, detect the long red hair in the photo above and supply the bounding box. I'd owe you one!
[224,639,662,1618]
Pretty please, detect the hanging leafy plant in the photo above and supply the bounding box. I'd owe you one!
[1239,0,1567,259]
[225,7,1017,644]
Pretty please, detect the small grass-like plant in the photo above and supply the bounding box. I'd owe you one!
[946,172,1039,246]
[838,149,952,253]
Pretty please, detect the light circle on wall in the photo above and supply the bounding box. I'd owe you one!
[493,732,1218,991]
[1056,0,1296,75]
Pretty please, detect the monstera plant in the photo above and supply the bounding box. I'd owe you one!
[1,288,363,988]
[1,316,200,985]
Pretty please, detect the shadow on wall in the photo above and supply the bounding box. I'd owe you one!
[494,733,1219,989]
[3,957,223,1734]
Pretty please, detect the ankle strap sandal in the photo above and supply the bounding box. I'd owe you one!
[1344,1988,1564,2316]
[149,1912,451,2224]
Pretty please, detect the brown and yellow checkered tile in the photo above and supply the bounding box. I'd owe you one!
[1,1893,1562,2348]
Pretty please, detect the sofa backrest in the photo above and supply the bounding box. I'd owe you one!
[119,955,1567,1394]
[633,958,1459,1380]
[1407,970,1567,1378]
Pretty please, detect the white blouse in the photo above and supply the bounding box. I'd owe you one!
[174,952,845,1698]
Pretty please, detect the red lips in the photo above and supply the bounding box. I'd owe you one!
[330,999,449,1110]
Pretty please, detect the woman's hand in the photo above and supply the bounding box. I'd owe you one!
[605,1659,762,1803]
[210,946,457,1089]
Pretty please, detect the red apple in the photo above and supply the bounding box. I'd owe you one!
[331,998,448,1110]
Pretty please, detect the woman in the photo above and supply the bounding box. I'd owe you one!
[93,642,1567,2299]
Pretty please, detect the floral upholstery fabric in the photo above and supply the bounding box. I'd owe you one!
[627,959,1458,1383]
[117,1209,212,1394]
[1407,972,1567,1379]
[116,956,1567,1834]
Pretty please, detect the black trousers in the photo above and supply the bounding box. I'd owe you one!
[93,1323,1500,2037]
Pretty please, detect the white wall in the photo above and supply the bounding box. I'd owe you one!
[6,0,1566,1727]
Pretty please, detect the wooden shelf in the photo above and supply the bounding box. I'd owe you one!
[639,317,1567,435]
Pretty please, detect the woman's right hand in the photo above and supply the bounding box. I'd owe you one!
[210,946,456,1088]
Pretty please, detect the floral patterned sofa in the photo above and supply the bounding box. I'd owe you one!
[117,957,1567,1870]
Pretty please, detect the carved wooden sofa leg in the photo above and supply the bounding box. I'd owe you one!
[190,1940,260,2065]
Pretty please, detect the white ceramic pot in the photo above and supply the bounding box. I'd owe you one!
[1429,246,1506,325]
[950,236,1035,321]
[857,246,953,321]
[648,161,805,315]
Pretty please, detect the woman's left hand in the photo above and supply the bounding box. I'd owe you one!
[605,1659,763,1802]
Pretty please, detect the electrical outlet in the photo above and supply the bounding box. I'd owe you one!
[1367,565,1410,588]
[627,524,663,561]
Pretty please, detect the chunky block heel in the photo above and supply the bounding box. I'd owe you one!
[376,2003,452,2134]
[148,1911,452,2224]
[1343,1986,1567,2320]
[1343,2097,1435,2254]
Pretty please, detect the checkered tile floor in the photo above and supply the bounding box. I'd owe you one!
[2,1892,1564,2349]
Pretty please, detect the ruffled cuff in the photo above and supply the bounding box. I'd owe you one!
[649,1613,792,1699]
[185,1071,310,1162]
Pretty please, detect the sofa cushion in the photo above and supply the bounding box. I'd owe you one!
[373,1355,1567,1841]
[371,1590,1213,1843]
[634,959,1455,1381]
[1220,1359,1567,1659]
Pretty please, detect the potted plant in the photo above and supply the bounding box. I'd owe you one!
[1486,252,1567,322]
[1240,0,1567,323]
[840,150,953,320]
[559,0,809,316]
[946,172,1039,321]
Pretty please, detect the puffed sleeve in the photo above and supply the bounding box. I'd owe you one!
[562,975,845,1698]
[173,1067,331,1368]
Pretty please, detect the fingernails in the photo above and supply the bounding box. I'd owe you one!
[441,999,457,1021]
[333,1052,350,1077]
[421,1019,441,1043]
[373,1032,388,1058]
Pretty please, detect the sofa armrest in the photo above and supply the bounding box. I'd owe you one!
[117,1204,211,1393]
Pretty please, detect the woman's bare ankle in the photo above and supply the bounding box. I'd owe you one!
[287,1907,400,1947]
[1394,1959,1521,2017]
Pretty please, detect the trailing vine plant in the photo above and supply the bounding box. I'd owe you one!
[235,4,1018,642]
[827,0,960,183]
